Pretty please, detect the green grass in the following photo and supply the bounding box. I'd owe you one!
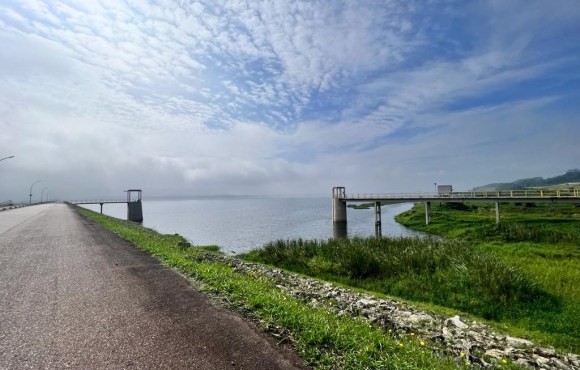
[395,202,580,242]
[240,237,576,349]
[394,202,580,352]
[73,205,472,370]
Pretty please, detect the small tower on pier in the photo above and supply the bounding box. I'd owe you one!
[126,189,143,223]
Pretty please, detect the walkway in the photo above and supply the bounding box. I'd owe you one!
[0,204,305,369]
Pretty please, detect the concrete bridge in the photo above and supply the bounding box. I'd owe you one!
[69,189,143,222]
[332,186,580,237]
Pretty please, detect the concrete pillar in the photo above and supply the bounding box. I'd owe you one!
[333,222,347,239]
[332,198,347,223]
[374,201,382,237]
[495,202,500,224]
[332,198,347,239]
[127,201,143,223]
[424,202,431,225]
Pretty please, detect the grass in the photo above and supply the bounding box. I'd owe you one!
[394,202,580,352]
[395,202,580,242]
[241,237,573,348]
[73,205,472,370]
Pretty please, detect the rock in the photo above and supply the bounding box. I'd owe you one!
[407,313,434,324]
[535,347,557,357]
[467,330,485,343]
[506,336,534,348]
[445,315,469,329]
[356,298,378,308]
[485,349,505,359]
[441,326,454,341]
[550,358,572,370]
[535,356,550,366]
[516,358,531,366]
[503,347,515,356]
[565,354,579,367]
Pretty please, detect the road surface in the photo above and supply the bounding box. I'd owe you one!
[0,204,306,369]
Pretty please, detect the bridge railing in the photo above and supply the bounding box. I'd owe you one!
[342,188,580,200]
[69,199,128,204]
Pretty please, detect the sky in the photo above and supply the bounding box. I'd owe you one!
[1,0,579,201]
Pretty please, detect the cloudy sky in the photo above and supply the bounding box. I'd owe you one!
[1,0,579,201]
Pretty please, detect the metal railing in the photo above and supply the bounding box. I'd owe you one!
[340,188,580,200]
[69,199,128,204]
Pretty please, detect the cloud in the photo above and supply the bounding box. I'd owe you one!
[0,0,579,201]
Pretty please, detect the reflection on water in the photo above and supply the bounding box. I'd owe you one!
[81,197,424,254]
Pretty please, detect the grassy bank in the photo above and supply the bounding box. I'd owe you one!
[241,236,577,351]
[394,202,580,352]
[241,237,556,321]
[74,205,467,370]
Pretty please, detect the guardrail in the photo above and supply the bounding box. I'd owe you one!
[341,189,580,200]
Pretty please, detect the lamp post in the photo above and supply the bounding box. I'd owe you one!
[41,187,49,203]
[29,180,41,205]
[0,155,14,162]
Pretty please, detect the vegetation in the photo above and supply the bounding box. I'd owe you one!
[241,236,575,349]
[395,202,580,352]
[74,206,467,370]
[242,236,558,318]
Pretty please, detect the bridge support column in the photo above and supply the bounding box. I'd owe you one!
[374,201,382,237]
[425,202,431,225]
[332,187,347,238]
[495,202,500,224]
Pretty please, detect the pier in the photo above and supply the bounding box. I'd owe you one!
[70,189,143,222]
[332,186,580,237]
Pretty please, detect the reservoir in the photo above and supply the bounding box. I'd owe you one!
[81,197,422,254]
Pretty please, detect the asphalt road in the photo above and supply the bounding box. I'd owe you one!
[0,204,306,369]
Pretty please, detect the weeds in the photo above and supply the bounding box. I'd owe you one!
[242,237,558,322]
[477,222,580,244]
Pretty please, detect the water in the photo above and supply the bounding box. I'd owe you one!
[81,197,423,254]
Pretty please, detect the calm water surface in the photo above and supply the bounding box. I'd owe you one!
[82,197,423,254]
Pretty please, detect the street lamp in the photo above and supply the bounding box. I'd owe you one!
[0,155,14,162]
[29,180,41,205]
[41,187,49,203]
